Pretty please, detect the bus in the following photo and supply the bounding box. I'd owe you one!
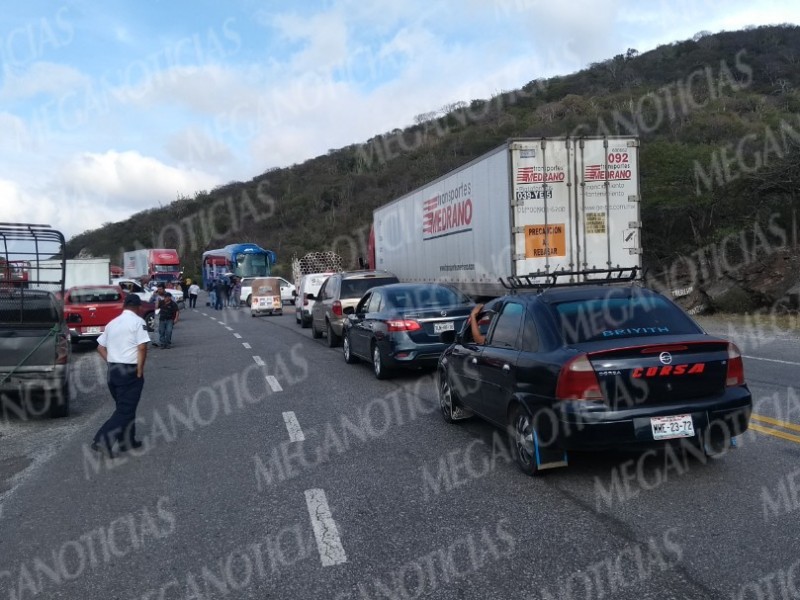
[201,243,277,288]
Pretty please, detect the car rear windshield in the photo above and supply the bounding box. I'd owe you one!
[69,288,121,303]
[387,286,471,309]
[552,293,701,344]
[0,291,61,326]
[341,277,398,299]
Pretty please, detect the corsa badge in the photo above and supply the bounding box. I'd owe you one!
[632,364,706,378]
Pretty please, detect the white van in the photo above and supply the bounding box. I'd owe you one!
[294,272,334,328]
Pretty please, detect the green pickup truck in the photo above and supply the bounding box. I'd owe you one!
[0,289,72,418]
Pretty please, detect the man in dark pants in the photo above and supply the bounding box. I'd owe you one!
[214,277,227,310]
[92,294,150,457]
[158,292,179,348]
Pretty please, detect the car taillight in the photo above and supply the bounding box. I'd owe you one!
[332,301,342,317]
[556,354,603,401]
[726,342,745,387]
[386,319,421,332]
[56,334,69,364]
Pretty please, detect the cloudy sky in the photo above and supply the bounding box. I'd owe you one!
[1,0,799,241]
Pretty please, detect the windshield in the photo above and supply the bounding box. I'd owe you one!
[235,253,269,278]
[341,277,398,299]
[69,288,122,303]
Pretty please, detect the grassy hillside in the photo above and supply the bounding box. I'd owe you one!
[66,25,800,306]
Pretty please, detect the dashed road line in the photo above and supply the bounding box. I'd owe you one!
[242,342,252,349]
[233,333,242,339]
[304,489,347,567]
[266,376,282,392]
[253,356,265,366]
[226,326,234,331]
[282,411,305,442]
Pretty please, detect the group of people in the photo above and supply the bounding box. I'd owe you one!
[208,275,242,310]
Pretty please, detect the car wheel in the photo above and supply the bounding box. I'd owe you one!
[326,321,341,348]
[49,382,71,418]
[372,343,392,380]
[246,295,252,307]
[343,332,359,364]
[311,318,322,338]
[509,405,540,476]
[144,312,155,332]
[301,315,311,329]
[438,371,461,424]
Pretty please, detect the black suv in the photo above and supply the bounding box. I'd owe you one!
[437,284,752,476]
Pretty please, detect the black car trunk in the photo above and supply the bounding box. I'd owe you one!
[582,338,731,409]
[402,306,472,343]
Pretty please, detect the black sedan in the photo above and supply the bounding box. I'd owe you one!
[437,284,752,475]
[342,283,474,379]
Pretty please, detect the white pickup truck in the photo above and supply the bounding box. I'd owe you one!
[112,278,184,306]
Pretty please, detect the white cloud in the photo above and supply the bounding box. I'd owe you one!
[0,62,90,101]
[55,150,221,214]
[164,127,235,170]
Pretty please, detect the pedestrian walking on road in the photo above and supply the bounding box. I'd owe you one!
[188,282,200,308]
[231,277,242,308]
[92,294,150,457]
[158,292,179,348]
[215,278,227,310]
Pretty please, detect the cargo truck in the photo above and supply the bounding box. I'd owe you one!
[123,249,181,285]
[30,258,111,290]
[369,137,642,298]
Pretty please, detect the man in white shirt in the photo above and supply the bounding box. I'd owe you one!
[91,293,150,457]
[188,282,200,309]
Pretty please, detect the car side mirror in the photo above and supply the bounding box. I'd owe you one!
[439,330,457,345]
[292,290,297,297]
[343,306,355,315]
[306,293,315,301]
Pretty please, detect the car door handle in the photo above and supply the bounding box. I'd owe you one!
[502,364,511,373]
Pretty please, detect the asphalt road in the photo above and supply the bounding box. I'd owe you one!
[1,302,799,600]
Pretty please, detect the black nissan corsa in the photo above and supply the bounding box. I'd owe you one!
[436,284,752,476]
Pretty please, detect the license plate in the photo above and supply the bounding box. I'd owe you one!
[434,322,455,334]
[84,326,102,334]
[651,414,694,440]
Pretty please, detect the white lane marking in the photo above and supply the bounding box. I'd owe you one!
[233,333,242,339]
[242,342,252,349]
[253,356,265,366]
[304,489,347,567]
[219,322,227,326]
[266,376,282,392]
[743,355,800,366]
[282,411,305,442]
[226,326,234,331]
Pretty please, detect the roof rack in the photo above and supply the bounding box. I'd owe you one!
[499,266,641,292]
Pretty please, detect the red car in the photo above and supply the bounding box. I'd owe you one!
[64,285,157,345]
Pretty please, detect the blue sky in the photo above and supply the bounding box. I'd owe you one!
[1,0,799,240]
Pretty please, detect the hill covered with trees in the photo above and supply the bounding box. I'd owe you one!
[67,25,800,312]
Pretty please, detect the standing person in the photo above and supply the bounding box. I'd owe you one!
[208,279,217,308]
[92,294,150,457]
[232,277,242,308]
[180,278,190,304]
[188,281,200,308]
[215,277,227,310]
[158,292,179,348]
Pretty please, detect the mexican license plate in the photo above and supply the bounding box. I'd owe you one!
[84,326,102,334]
[651,414,694,440]
[434,321,454,334]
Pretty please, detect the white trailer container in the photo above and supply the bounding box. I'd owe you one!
[372,137,642,297]
[123,249,150,280]
[32,258,111,289]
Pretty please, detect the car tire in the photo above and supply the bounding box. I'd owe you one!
[343,332,359,364]
[144,312,155,332]
[372,343,392,380]
[311,318,322,338]
[508,405,541,477]
[437,370,462,424]
[326,321,341,348]
[246,295,252,307]
[49,382,71,418]
[301,315,311,329]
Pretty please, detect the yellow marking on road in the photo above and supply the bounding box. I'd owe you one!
[751,413,800,434]
[750,423,800,445]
